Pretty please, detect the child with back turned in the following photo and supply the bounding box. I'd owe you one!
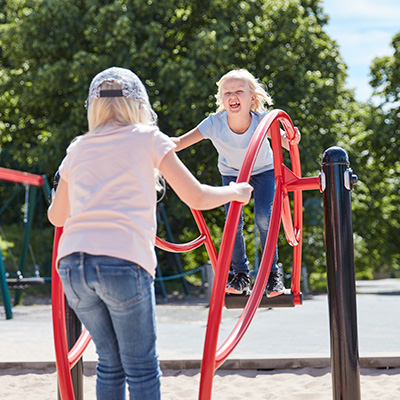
[172,69,300,296]
[47,67,252,400]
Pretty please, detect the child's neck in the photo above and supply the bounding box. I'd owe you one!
[227,111,252,134]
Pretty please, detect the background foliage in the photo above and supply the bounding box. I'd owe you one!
[0,0,399,295]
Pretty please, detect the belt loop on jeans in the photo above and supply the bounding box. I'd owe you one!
[79,252,85,266]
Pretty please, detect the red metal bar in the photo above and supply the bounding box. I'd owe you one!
[155,235,207,253]
[0,167,45,186]
[190,209,218,272]
[215,180,283,367]
[199,200,244,400]
[51,227,76,400]
[51,226,92,399]
[285,174,321,192]
[199,109,306,399]
[68,328,91,369]
[288,143,303,304]
[154,208,218,272]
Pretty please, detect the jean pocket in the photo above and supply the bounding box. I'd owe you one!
[96,263,143,307]
[58,265,81,309]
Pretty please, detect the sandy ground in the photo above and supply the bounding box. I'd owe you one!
[0,365,399,399]
[2,279,400,398]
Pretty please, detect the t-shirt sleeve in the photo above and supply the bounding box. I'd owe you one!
[58,136,82,182]
[152,128,177,169]
[58,137,81,182]
[58,155,69,182]
[197,114,214,139]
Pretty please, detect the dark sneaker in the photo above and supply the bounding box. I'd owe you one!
[226,273,251,295]
[266,269,285,298]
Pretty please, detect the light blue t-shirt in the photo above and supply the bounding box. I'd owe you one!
[197,110,274,177]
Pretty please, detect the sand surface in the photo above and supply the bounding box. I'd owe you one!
[1,366,399,399]
[2,279,400,398]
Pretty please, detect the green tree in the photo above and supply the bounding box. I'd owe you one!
[1,0,370,285]
[348,31,400,277]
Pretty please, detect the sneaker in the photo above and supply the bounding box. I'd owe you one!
[266,269,285,298]
[226,273,251,295]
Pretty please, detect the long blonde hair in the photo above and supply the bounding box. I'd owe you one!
[86,80,165,194]
[215,69,273,112]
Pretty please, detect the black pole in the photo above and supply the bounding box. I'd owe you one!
[321,146,361,400]
[58,300,84,400]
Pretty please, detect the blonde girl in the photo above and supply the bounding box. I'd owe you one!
[172,69,300,296]
[48,67,252,400]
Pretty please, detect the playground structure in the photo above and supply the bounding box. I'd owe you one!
[51,109,361,400]
[0,167,51,319]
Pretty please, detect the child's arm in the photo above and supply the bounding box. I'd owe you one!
[48,177,70,227]
[159,150,253,210]
[268,127,301,151]
[171,128,204,152]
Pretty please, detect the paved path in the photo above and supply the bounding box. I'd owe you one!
[1,279,399,368]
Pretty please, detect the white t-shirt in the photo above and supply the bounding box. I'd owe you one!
[57,124,175,278]
[197,111,274,177]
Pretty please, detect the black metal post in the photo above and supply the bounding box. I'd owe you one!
[321,146,361,400]
[58,300,84,400]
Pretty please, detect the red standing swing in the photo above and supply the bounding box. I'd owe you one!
[52,109,322,399]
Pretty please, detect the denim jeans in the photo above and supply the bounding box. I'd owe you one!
[58,252,161,400]
[222,169,278,275]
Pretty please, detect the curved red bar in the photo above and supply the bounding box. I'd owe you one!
[190,209,219,272]
[155,235,207,253]
[199,110,306,399]
[51,227,76,400]
[154,208,218,272]
[0,167,45,186]
[215,179,283,367]
[52,227,92,400]
[68,328,91,369]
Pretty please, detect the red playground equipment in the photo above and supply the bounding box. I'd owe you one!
[52,109,361,399]
[0,167,45,186]
[0,168,48,319]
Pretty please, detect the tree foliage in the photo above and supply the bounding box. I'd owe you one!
[347,32,400,276]
[1,0,397,284]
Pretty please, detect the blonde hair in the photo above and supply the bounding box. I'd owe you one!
[86,80,165,194]
[215,69,273,112]
[87,81,157,131]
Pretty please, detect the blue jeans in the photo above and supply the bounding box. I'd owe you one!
[222,169,278,275]
[58,252,161,400]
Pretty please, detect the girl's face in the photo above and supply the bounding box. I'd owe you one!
[221,78,255,115]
